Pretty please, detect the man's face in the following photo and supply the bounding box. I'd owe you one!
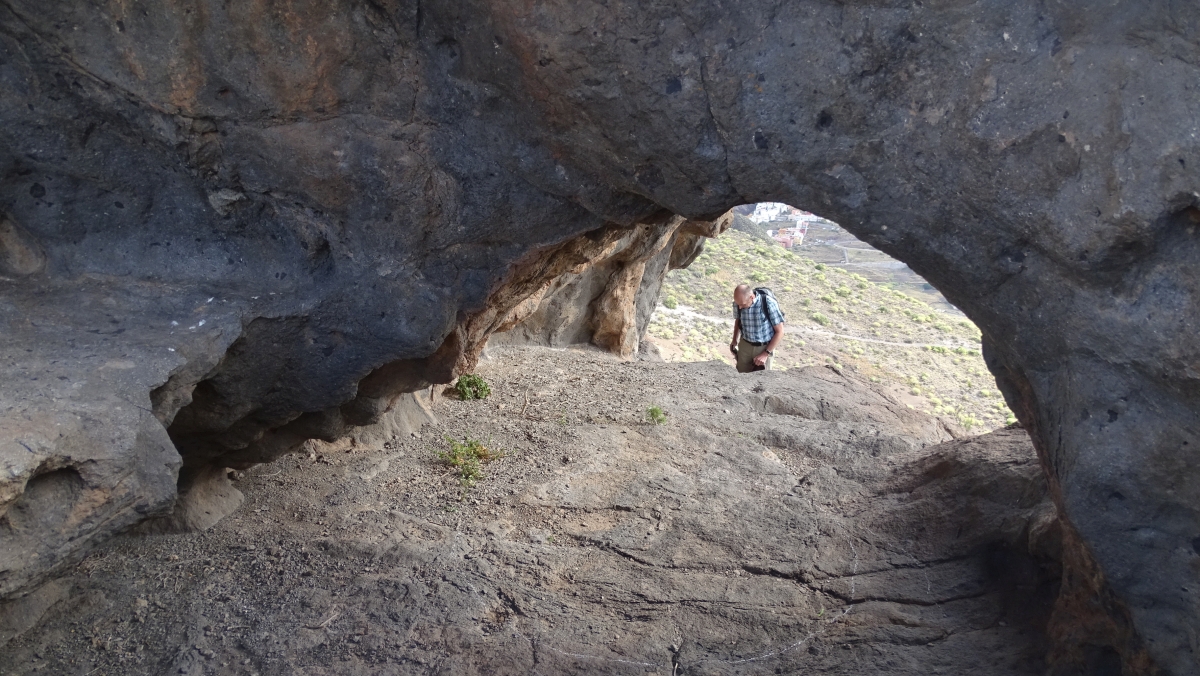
[734,291,754,309]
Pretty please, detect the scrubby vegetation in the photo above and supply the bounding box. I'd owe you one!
[438,436,503,488]
[646,229,1016,431]
[454,374,492,400]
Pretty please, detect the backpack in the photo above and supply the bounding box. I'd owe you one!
[752,287,785,325]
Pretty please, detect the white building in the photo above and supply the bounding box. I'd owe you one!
[748,202,791,223]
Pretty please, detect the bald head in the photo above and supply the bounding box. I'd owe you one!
[734,284,754,309]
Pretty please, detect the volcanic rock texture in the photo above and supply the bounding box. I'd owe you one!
[0,2,1198,673]
[1,349,1062,675]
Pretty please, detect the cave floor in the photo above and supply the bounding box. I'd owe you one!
[1,347,1057,675]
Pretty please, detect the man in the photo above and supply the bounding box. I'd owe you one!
[729,284,785,373]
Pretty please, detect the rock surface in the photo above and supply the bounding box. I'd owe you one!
[0,347,1061,675]
[0,2,1197,671]
[491,214,728,356]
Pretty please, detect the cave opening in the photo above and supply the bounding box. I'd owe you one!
[645,203,1016,433]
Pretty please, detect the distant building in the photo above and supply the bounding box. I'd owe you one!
[767,225,807,248]
[748,202,790,223]
[749,202,838,248]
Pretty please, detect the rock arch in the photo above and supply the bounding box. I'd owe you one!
[0,2,1196,672]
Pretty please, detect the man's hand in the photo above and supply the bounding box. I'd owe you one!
[729,341,738,355]
[753,351,770,367]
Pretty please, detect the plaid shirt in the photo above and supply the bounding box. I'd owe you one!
[734,292,785,344]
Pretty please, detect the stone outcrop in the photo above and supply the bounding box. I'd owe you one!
[0,2,1197,672]
[491,214,729,356]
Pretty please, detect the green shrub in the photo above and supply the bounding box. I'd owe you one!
[750,271,768,283]
[439,437,503,487]
[835,286,852,297]
[814,263,826,271]
[663,296,678,309]
[810,313,830,326]
[646,405,667,425]
[455,374,492,400]
[957,413,979,430]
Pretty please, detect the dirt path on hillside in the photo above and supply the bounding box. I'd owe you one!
[655,305,979,350]
[1,347,1057,676]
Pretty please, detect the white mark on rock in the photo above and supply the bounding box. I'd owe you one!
[206,189,245,216]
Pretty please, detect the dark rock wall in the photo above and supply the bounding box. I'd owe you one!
[1,2,1197,672]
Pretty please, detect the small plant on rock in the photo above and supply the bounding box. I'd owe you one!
[454,374,492,400]
[646,405,667,425]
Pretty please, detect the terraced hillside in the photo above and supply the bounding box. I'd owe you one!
[646,230,1016,431]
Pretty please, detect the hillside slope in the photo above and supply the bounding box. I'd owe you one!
[646,230,1015,431]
